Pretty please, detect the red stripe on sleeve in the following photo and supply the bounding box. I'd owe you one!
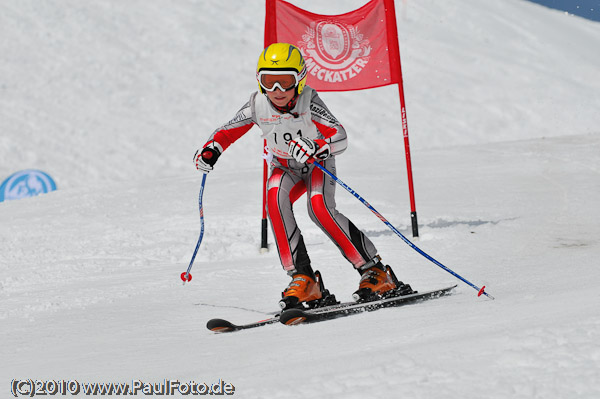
[210,123,254,151]
[312,120,339,139]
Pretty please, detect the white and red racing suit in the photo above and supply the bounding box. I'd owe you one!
[201,86,379,275]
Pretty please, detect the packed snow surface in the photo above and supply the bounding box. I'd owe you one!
[1,0,599,398]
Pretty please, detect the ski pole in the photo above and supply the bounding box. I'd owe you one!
[312,161,494,300]
[181,173,207,284]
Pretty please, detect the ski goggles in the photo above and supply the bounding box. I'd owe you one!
[257,70,304,92]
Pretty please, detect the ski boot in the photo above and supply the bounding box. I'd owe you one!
[352,261,415,302]
[279,270,338,310]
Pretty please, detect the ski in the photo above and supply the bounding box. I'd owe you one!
[206,285,456,332]
[206,315,280,333]
[279,285,457,326]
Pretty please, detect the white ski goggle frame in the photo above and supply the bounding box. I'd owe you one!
[257,70,304,92]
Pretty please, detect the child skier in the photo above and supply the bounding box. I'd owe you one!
[194,43,412,309]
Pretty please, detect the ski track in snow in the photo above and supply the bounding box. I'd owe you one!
[2,135,599,398]
[1,0,600,398]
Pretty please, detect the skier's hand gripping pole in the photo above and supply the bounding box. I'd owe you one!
[311,161,494,300]
[181,173,208,285]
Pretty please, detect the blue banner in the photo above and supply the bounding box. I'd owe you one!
[0,169,57,202]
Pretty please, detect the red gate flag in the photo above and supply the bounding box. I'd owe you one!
[264,0,403,92]
[260,0,419,251]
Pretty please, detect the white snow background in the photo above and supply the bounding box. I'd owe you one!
[1,0,600,398]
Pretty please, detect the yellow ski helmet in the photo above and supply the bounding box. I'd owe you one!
[256,43,307,95]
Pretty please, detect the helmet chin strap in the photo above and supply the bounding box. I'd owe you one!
[268,89,300,118]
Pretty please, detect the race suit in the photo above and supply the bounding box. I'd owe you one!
[201,86,378,274]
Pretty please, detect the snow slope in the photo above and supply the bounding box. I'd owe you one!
[1,0,600,398]
[1,0,599,187]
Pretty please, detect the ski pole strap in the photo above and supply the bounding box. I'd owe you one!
[312,161,494,300]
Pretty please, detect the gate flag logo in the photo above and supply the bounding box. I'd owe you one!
[299,21,371,84]
[265,0,403,92]
[0,169,57,202]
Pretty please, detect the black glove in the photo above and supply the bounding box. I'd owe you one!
[194,143,221,173]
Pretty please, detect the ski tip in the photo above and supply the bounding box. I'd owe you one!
[206,318,236,333]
